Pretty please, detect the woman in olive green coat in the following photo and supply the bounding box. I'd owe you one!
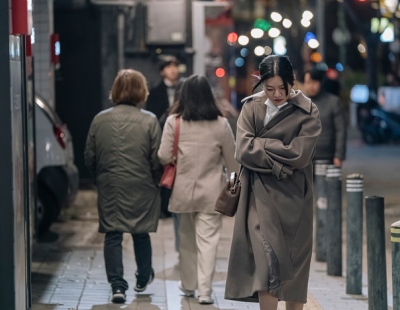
[84,70,163,302]
[225,56,321,310]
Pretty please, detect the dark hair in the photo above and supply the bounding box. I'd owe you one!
[170,75,222,121]
[305,69,325,82]
[253,55,295,96]
[159,55,179,72]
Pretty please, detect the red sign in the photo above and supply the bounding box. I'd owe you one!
[26,36,32,56]
[12,0,29,35]
[51,34,60,64]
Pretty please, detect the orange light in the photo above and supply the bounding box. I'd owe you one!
[216,68,225,78]
[311,52,322,63]
[227,32,238,43]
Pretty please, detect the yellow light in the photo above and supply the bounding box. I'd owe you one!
[268,28,281,38]
[271,12,283,22]
[308,39,320,49]
[238,35,250,45]
[254,46,266,56]
[282,19,292,28]
[251,28,264,39]
[311,52,322,62]
[301,19,311,27]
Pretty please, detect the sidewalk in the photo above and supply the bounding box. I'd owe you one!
[31,199,375,310]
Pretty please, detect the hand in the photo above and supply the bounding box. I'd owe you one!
[333,158,342,168]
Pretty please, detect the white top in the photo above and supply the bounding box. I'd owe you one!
[264,99,289,126]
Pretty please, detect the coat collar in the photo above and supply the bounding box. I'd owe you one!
[242,90,312,114]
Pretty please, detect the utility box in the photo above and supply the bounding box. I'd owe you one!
[147,0,186,44]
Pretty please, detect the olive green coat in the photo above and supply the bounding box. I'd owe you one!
[225,90,322,303]
[84,104,164,234]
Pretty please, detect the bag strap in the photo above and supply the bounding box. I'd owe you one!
[237,165,244,182]
[172,116,180,162]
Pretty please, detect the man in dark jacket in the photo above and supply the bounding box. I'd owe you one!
[146,55,180,127]
[146,55,179,219]
[304,70,347,167]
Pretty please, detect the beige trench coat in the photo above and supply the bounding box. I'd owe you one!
[158,114,238,214]
[225,90,322,303]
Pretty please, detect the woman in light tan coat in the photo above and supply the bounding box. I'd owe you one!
[158,75,238,305]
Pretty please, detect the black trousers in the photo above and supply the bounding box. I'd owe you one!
[104,231,152,290]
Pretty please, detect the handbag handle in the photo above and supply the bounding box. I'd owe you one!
[172,116,180,162]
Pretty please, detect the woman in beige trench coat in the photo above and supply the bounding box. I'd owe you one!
[158,75,238,305]
[225,56,321,310]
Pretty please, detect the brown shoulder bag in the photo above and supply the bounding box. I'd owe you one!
[160,116,180,189]
[214,167,243,217]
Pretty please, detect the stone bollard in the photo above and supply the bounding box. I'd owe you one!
[326,166,342,276]
[392,220,400,310]
[366,196,387,310]
[346,174,363,295]
[314,160,330,262]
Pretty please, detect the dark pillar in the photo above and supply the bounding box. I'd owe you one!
[346,174,363,295]
[366,196,387,309]
[392,220,400,310]
[0,1,16,309]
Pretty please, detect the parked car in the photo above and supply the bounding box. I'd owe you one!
[35,96,79,234]
[350,85,400,144]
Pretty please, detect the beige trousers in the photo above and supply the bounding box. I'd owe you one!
[178,212,222,296]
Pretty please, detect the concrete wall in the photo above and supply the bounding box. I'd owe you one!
[33,0,55,108]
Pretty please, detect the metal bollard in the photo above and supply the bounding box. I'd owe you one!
[314,160,330,262]
[366,196,387,310]
[346,174,363,295]
[326,166,342,276]
[392,221,400,310]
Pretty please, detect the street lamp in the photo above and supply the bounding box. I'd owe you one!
[282,19,292,28]
[271,12,283,22]
[251,28,264,39]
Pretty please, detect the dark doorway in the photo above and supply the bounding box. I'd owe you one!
[55,6,102,181]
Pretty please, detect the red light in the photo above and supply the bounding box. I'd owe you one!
[227,32,238,43]
[216,68,225,78]
[326,68,338,80]
[53,124,66,149]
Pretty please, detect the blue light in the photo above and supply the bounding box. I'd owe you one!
[240,48,249,57]
[316,62,328,71]
[336,63,344,71]
[55,41,60,56]
[304,32,317,43]
[235,57,245,67]
[350,85,369,104]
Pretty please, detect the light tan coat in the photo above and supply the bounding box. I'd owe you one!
[158,114,238,214]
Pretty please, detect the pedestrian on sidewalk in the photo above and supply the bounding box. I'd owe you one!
[304,69,347,167]
[146,55,180,219]
[158,75,238,305]
[84,69,163,303]
[225,55,322,310]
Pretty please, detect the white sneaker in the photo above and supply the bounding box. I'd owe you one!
[198,295,214,304]
[178,281,195,297]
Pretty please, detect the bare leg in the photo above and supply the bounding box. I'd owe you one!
[285,301,304,310]
[259,291,278,310]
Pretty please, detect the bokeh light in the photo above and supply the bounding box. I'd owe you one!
[311,52,322,62]
[227,32,238,43]
[301,19,311,27]
[235,58,245,67]
[251,28,264,39]
[238,35,250,45]
[268,28,281,38]
[254,18,271,31]
[282,19,292,28]
[240,48,249,57]
[264,46,273,55]
[304,32,317,43]
[336,63,344,71]
[303,11,313,20]
[271,12,283,22]
[254,46,266,56]
[308,39,320,49]
[358,44,366,53]
[216,68,225,77]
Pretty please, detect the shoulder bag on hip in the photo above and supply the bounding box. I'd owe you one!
[214,166,243,217]
[160,116,180,189]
